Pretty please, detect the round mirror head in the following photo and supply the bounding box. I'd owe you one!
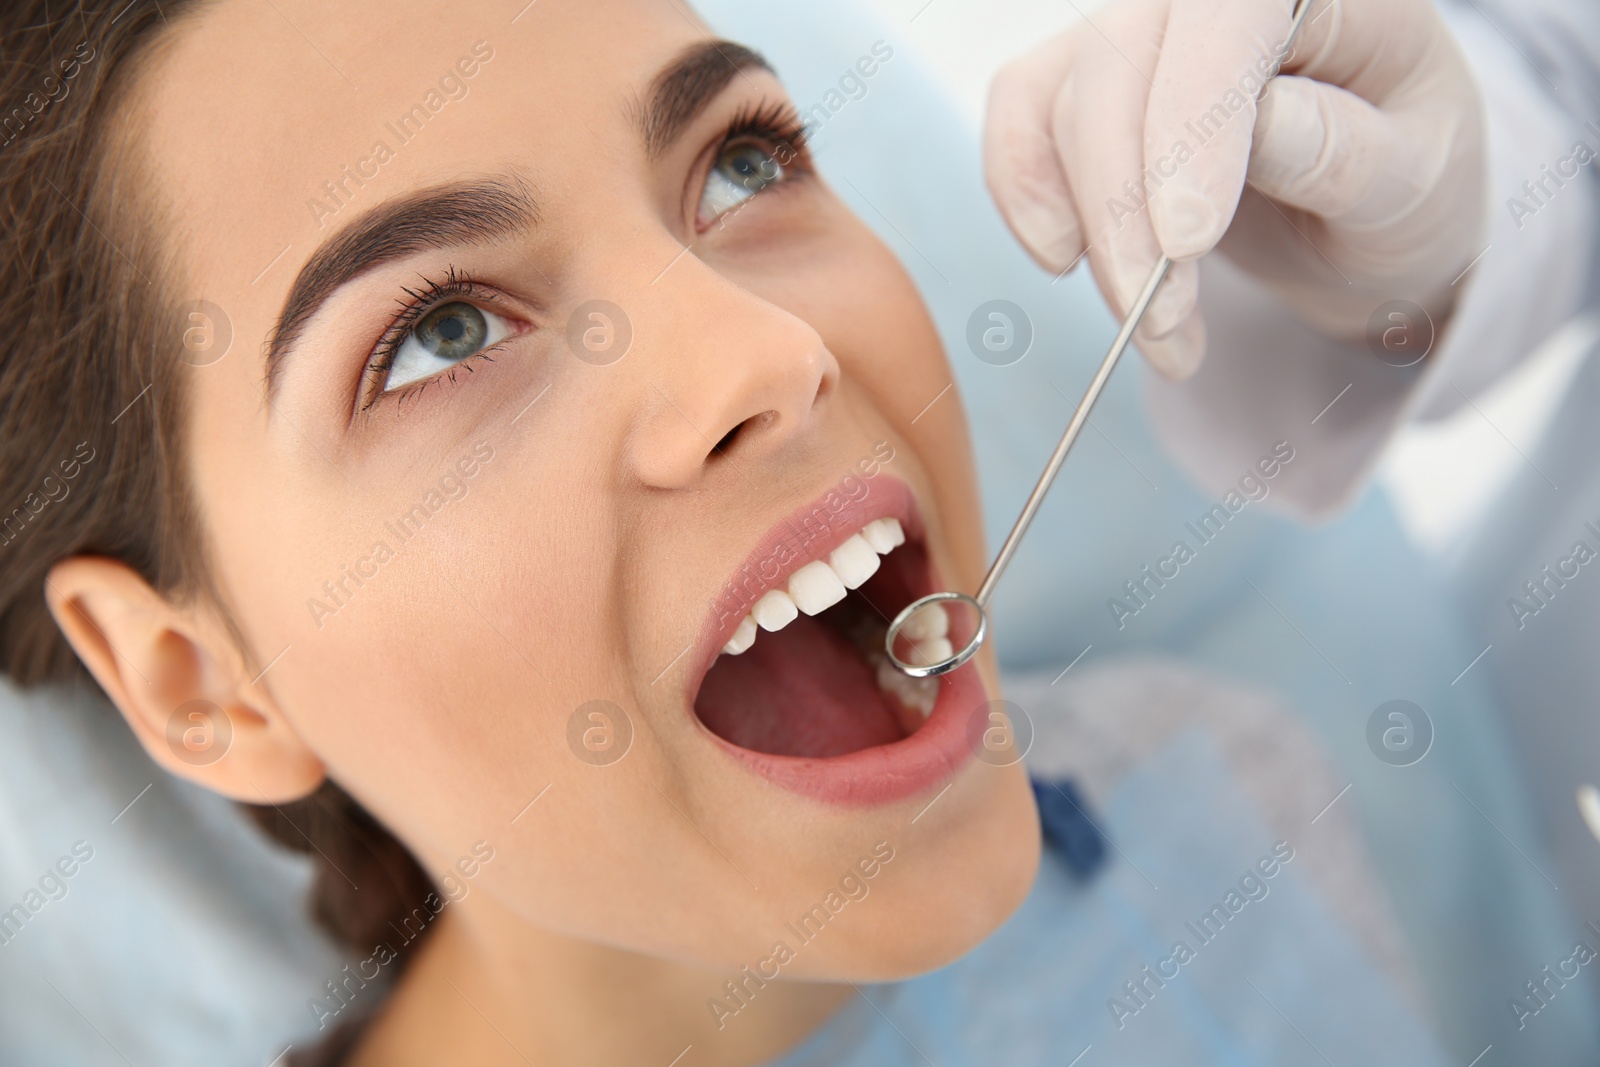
[885,592,986,679]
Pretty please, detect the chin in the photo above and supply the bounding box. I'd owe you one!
[789,763,1042,983]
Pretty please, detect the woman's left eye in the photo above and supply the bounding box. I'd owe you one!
[379,300,513,394]
[698,141,786,224]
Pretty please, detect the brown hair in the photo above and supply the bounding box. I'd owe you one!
[0,0,433,1028]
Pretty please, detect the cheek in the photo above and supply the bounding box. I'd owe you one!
[209,448,617,838]
[796,234,972,477]
[808,240,947,412]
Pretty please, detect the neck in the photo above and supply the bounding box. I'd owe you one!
[350,896,853,1067]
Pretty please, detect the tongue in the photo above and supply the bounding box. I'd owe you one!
[695,613,908,758]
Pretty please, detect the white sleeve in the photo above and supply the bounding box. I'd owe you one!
[1142,0,1600,521]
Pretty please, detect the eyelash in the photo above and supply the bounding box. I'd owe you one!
[360,104,812,415]
[719,100,811,172]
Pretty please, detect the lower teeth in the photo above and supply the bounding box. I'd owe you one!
[873,653,938,719]
[841,609,938,720]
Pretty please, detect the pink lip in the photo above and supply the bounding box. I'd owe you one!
[684,473,985,807]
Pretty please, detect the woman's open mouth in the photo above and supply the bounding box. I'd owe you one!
[687,475,986,806]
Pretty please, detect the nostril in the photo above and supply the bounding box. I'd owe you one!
[713,424,742,455]
[712,411,777,460]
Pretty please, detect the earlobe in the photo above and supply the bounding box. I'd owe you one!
[43,556,325,803]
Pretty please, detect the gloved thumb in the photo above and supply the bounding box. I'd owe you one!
[1246,74,1413,228]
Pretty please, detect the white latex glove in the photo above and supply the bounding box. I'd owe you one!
[984,0,1488,379]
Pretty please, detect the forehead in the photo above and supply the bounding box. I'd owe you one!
[134,0,703,295]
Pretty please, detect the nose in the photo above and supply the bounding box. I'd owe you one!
[623,248,839,490]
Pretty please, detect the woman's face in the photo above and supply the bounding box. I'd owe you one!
[132,0,1037,977]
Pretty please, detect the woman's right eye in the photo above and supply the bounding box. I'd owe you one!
[378,300,514,395]
[697,141,786,225]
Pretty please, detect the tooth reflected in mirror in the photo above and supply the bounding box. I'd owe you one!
[889,594,983,677]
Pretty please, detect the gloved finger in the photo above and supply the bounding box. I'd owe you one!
[1279,0,1443,109]
[1062,0,1205,375]
[1132,258,1205,382]
[984,32,1088,275]
[1248,74,1415,228]
[1134,302,1207,380]
[1269,0,1486,301]
[1143,0,1294,262]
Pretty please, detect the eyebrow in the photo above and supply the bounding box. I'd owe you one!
[264,39,773,394]
[641,40,773,157]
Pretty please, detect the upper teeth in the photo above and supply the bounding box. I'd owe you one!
[860,517,904,555]
[723,518,904,655]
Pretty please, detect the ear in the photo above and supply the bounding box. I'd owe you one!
[44,556,324,803]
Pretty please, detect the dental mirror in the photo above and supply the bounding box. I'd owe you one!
[885,256,1170,679]
[886,0,1319,680]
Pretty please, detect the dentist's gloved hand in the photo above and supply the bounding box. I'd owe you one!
[984,0,1487,379]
